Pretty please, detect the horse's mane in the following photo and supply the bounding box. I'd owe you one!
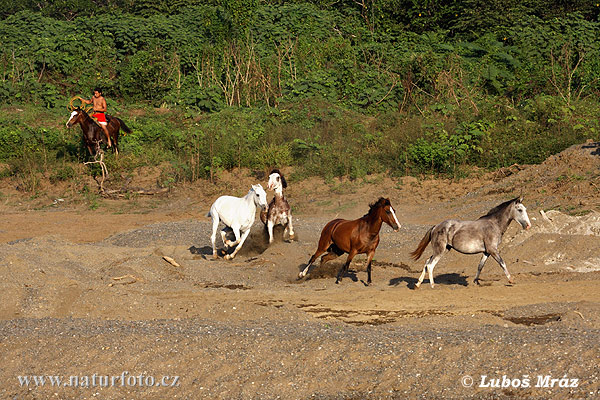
[75,107,94,123]
[364,197,390,217]
[269,168,287,189]
[75,107,87,116]
[480,197,520,218]
[76,107,107,127]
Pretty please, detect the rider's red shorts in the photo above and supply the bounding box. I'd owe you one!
[93,112,107,124]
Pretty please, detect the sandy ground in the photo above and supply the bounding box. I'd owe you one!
[1,142,600,399]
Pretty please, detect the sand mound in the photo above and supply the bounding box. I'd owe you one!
[484,140,600,212]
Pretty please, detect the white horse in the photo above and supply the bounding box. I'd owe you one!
[410,197,531,288]
[260,169,295,243]
[207,184,268,260]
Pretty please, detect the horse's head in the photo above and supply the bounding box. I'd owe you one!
[372,197,400,231]
[66,108,83,128]
[267,169,287,191]
[267,169,287,192]
[251,184,268,210]
[512,197,531,229]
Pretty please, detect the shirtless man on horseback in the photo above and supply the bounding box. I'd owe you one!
[82,88,112,147]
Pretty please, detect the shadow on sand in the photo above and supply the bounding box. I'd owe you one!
[389,273,469,289]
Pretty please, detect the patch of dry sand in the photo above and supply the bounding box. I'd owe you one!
[1,142,599,399]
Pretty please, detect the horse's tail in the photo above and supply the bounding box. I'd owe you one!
[410,226,434,260]
[116,118,132,135]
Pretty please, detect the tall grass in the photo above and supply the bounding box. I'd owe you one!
[0,94,598,196]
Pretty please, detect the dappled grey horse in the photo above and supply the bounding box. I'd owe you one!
[410,197,531,288]
[260,169,295,244]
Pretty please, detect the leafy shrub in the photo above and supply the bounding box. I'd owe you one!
[49,165,76,183]
[407,120,491,174]
[250,143,293,170]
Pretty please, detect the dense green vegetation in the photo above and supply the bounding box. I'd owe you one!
[1,1,599,191]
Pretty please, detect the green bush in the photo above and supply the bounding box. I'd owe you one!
[0,4,599,188]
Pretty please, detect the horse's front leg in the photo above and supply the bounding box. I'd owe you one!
[489,251,513,284]
[225,229,250,260]
[365,250,376,285]
[220,228,230,249]
[473,253,490,285]
[286,213,295,241]
[267,219,275,244]
[224,226,241,248]
[336,249,357,284]
[210,215,220,259]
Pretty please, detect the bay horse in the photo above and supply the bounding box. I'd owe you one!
[66,107,131,156]
[299,197,401,285]
[260,169,295,243]
[410,197,531,288]
[207,184,268,260]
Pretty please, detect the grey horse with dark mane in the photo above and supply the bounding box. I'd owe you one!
[410,197,531,288]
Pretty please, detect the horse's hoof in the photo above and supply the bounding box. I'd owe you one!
[224,254,234,260]
[212,254,219,260]
[430,284,435,289]
[474,279,480,285]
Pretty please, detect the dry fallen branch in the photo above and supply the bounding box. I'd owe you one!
[83,150,168,198]
[573,311,585,321]
[492,163,522,181]
[162,256,181,267]
[103,187,169,197]
[539,210,553,223]
[84,149,108,193]
[108,274,139,287]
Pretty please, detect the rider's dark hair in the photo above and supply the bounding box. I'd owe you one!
[93,87,102,94]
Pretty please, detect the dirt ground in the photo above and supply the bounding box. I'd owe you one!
[1,142,600,399]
